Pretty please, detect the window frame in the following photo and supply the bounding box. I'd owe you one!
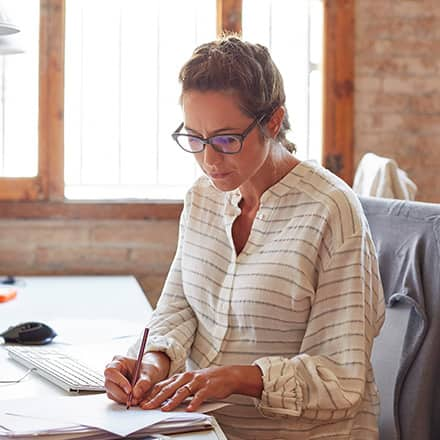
[322,0,354,185]
[0,0,354,220]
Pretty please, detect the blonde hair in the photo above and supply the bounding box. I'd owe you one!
[178,35,295,153]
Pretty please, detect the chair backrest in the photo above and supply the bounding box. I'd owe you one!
[371,300,410,439]
[360,196,440,440]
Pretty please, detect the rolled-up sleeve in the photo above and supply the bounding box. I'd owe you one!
[254,231,385,421]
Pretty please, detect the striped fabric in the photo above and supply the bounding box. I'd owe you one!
[132,160,385,439]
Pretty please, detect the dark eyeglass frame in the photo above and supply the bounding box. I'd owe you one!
[171,114,267,155]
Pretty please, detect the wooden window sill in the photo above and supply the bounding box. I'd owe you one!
[0,200,183,220]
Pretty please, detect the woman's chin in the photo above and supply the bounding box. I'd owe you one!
[208,177,238,193]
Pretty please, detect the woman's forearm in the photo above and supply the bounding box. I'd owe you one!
[229,365,264,398]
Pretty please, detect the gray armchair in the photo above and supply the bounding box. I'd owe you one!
[360,196,440,440]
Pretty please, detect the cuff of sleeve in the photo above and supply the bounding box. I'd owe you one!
[127,334,187,376]
[253,356,303,418]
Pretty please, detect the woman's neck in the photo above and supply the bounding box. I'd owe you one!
[239,148,300,211]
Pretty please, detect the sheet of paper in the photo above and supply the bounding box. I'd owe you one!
[0,393,221,437]
[0,413,81,434]
[0,428,103,440]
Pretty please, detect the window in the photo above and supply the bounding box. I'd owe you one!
[242,0,323,163]
[0,0,354,217]
[65,0,322,200]
[0,0,40,200]
[0,0,39,178]
[64,0,215,200]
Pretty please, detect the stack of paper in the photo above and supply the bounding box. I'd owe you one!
[0,393,224,439]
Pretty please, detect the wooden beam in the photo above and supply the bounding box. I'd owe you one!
[0,178,44,200]
[217,0,242,36]
[39,0,65,201]
[0,200,182,220]
[322,0,355,185]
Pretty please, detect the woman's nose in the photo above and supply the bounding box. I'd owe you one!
[202,143,223,166]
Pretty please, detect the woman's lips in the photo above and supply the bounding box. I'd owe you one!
[209,172,231,179]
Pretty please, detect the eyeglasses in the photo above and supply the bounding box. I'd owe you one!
[171,114,266,154]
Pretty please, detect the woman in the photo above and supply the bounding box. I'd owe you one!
[104,36,385,439]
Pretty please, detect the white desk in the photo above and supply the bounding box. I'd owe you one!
[0,276,226,439]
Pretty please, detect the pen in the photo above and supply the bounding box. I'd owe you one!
[126,327,149,410]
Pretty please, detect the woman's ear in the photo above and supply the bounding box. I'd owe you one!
[266,107,285,138]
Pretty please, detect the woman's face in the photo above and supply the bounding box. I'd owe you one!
[181,90,272,192]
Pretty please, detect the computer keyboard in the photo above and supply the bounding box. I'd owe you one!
[6,345,106,393]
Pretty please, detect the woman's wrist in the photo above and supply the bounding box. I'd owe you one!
[228,365,264,398]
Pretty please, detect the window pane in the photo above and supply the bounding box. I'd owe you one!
[64,0,215,200]
[0,0,39,177]
[242,0,323,163]
[65,0,322,200]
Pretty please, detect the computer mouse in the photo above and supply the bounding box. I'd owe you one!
[0,321,57,345]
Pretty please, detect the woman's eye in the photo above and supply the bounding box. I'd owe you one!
[188,137,200,146]
[214,136,236,145]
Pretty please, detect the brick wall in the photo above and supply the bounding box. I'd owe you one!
[0,219,179,307]
[355,0,440,202]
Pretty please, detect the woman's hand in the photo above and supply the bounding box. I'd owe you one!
[104,352,170,407]
[140,365,263,412]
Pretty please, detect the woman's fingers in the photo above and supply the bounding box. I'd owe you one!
[156,384,195,411]
[104,377,129,403]
[104,358,133,403]
[104,364,131,392]
[140,366,236,412]
[130,372,156,404]
[140,374,193,409]
[185,389,209,411]
[106,388,126,404]
[142,375,176,401]
[104,355,174,408]
[106,355,131,378]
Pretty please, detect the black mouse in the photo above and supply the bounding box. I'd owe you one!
[0,321,57,345]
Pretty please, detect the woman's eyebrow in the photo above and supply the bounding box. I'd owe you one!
[184,125,242,136]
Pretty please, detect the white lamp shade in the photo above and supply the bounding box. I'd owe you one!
[0,33,24,54]
[0,1,19,35]
[0,21,19,35]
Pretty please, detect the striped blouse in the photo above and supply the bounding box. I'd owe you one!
[131,160,385,439]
